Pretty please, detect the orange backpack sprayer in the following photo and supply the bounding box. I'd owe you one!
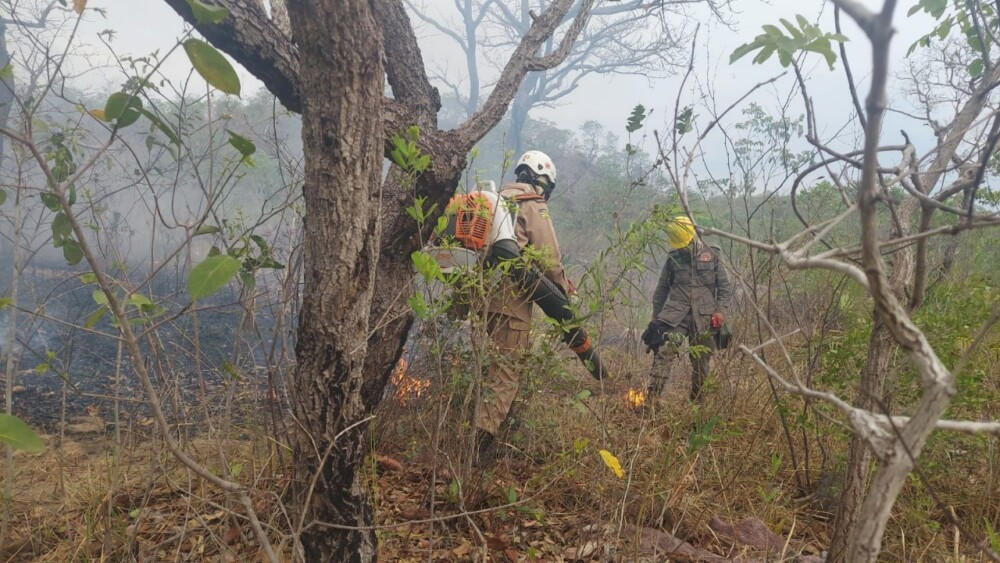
[432,182,609,381]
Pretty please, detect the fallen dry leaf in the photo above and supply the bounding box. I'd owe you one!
[452,540,473,557]
[485,534,506,551]
[224,525,241,545]
[376,454,404,473]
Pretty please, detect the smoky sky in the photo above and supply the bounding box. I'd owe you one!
[65,1,939,168]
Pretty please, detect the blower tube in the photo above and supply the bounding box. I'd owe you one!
[487,240,609,380]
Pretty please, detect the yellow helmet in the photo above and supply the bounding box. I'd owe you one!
[666,216,696,249]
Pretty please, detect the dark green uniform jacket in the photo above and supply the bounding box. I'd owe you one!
[651,243,733,333]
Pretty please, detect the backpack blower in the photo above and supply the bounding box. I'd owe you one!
[429,182,609,381]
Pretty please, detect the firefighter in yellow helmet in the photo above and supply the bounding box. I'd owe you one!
[642,216,732,401]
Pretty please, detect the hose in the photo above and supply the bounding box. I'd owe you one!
[487,240,609,380]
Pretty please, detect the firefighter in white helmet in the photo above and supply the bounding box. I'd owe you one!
[476,150,571,464]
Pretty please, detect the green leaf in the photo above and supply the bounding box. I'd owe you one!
[0,64,12,80]
[0,414,45,453]
[0,189,5,206]
[194,224,221,236]
[936,19,951,40]
[0,297,11,310]
[803,38,837,69]
[986,518,1000,553]
[140,109,180,145]
[675,106,695,135]
[408,292,429,318]
[40,192,60,212]
[226,129,256,157]
[249,234,270,254]
[92,289,109,305]
[753,45,777,64]
[762,24,783,37]
[85,306,108,329]
[62,239,83,266]
[434,214,449,236]
[238,269,256,292]
[186,0,229,23]
[626,104,647,133]
[104,93,143,128]
[926,0,947,18]
[410,250,443,282]
[79,272,97,284]
[968,58,984,78]
[221,361,241,380]
[52,212,72,239]
[730,39,764,63]
[779,19,797,38]
[183,39,241,96]
[188,254,241,300]
[127,293,153,308]
[504,485,517,504]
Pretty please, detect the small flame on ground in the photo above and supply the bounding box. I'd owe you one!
[391,358,431,404]
[626,388,646,409]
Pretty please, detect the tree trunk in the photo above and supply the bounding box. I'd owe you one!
[826,315,894,562]
[285,1,384,560]
[827,193,917,559]
[510,85,531,157]
[360,165,462,411]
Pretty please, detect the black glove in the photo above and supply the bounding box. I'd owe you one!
[641,320,670,349]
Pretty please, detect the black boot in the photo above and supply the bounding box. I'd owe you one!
[648,376,667,397]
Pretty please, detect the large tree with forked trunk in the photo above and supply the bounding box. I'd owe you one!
[162,0,596,558]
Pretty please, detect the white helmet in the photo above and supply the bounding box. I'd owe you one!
[516,150,557,184]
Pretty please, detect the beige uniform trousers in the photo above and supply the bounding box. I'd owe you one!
[477,314,531,436]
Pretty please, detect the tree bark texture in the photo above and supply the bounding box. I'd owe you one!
[285,1,383,560]
[159,2,592,558]
[828,170,919,560]
[826,315,893,562]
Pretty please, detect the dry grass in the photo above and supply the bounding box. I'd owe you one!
[2,339,996,561]
[2,430,287,562]
[375,335,999,561]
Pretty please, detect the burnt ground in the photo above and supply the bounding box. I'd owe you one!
[1,263,283,432]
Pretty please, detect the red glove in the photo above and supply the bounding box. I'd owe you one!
[567,278,577,296]
[711,312,724,329]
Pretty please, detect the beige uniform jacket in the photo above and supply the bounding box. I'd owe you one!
[487,182,569,323]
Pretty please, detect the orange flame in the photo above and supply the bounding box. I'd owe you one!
[626,388,646,409]
[391,358,431,404]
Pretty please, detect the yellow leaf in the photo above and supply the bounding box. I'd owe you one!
[598,449,624,479]
[88,109,107,121]
[73,0,86,14]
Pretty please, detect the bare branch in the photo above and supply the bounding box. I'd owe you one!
[741,345,1000,438]
[451,0,593,145]
[162,0,302,112]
